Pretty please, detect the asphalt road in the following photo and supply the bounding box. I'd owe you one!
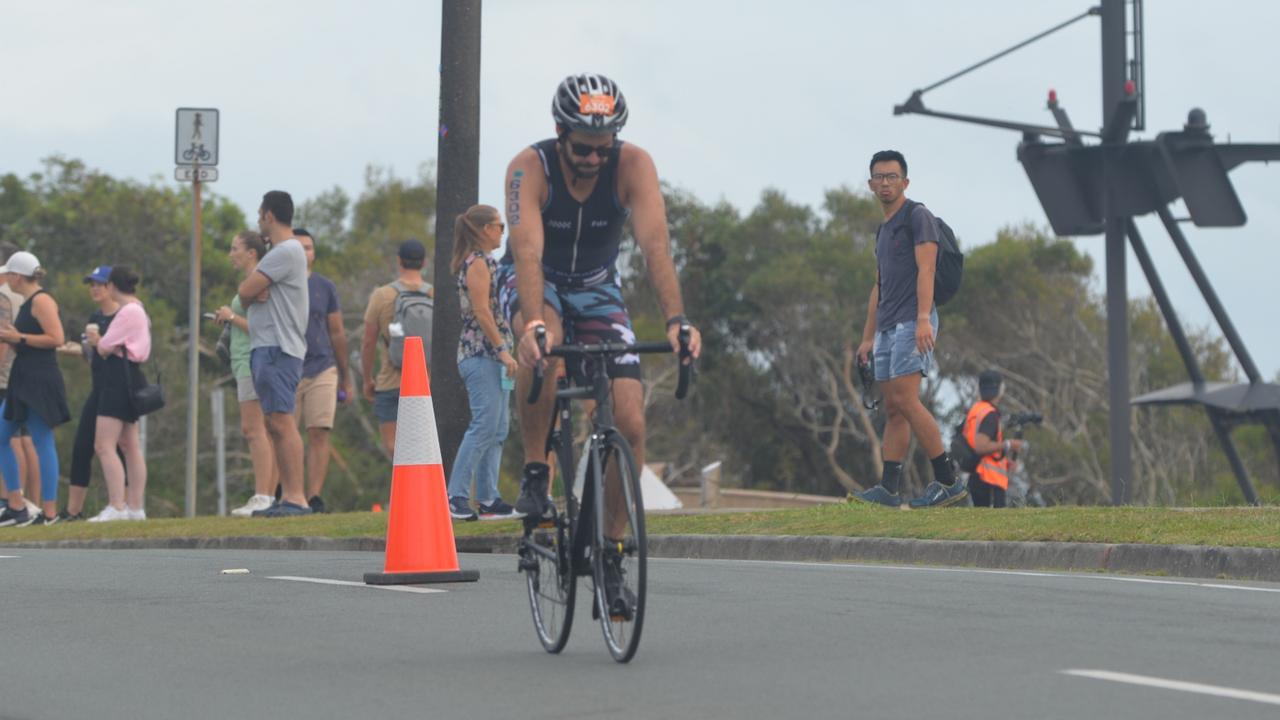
[2,549,1278,720]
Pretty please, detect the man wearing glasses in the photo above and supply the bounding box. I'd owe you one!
[853,150,966,509]
[496,73,702,523]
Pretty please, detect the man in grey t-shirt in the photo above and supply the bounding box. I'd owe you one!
[852,150,965,510]
[238,190,311,517]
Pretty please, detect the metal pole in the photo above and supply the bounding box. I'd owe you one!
[1101,0,1131,505]
[212,386,227,516]
[1155,206,1262,383]
[1127,219,1257,504]
[431,0,482,479]
[186,174,202,517]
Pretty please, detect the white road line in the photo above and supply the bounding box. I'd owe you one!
[0,555,16,559]
[268,576,446,594]
[1063,669,1280,707]
[661,557,1280,594]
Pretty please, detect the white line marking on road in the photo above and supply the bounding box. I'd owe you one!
[0,555,17,559]
[661,558,1280,594]
[1063,669,1280,707]
[268,576,446,594]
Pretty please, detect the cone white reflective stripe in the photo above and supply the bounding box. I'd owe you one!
[392,395,442,467]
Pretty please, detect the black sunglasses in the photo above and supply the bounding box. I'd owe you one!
[568,141,614,158]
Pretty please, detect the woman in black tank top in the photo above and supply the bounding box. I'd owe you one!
[0,252,70,527]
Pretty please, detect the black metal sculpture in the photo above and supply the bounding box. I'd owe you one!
[894,0,1280,505]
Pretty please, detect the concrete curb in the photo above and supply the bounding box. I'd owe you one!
[3,534,1278,583]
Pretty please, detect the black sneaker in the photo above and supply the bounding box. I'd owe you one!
[308,496,327,514]
[58,510,84,522]
[257,501,312,518]
[0,505,33,528]
[908,480,970,509]
[251,500,281,517]
[477,497,523,521]
[600,542,636,622]
[515,463,553,522]
[849,484,903,508]
[31,513,60,526]
[449,496,478,521]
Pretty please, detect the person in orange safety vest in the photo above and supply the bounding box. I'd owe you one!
[963,370,1025,508]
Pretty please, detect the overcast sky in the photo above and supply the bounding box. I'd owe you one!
[2,0,1278,378]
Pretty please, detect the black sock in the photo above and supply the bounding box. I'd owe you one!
[931,452,955,486]
[522,462,549,489]
[881,461,903,494]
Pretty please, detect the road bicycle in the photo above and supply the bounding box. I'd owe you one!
[516,324,692,663]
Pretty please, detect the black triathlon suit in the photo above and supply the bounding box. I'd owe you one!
[496,137,639,380]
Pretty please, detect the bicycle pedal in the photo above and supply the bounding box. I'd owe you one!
[517,556,538,572]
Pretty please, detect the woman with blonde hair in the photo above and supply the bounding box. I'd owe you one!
[0,251,71,526]
[215,230,279,516]
[446,204,520,521]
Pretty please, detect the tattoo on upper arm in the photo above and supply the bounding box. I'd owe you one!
[507,170,523,227]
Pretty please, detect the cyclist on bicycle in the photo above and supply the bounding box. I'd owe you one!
[498,72,701,561]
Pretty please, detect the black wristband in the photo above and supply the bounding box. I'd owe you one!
[666,314,688,328]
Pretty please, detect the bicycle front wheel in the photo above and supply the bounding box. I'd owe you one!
[590,432,646,663]
[521,442,577,653]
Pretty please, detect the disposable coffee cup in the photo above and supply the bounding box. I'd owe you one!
[85,323,99,336]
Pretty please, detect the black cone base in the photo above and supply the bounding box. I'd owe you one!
[364,569,480,585]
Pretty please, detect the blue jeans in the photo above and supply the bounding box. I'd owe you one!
[873,308,939,382]
[0,402,59,502]
[447,357,511,504]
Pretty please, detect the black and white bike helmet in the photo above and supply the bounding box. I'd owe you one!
[551,73,629,134]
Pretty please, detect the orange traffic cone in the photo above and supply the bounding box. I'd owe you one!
[364,336,479,585]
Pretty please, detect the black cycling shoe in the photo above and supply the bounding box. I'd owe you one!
[601,541,636,622]
[515,462,554,524]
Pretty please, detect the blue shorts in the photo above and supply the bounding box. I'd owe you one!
[495,261,641,381]
[873,309,939,382]
[250,346,303,415]
[373,389,399,423]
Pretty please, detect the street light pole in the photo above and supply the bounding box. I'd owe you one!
[431,0,482,478]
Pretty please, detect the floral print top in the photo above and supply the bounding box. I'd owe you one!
[456,251,513,363]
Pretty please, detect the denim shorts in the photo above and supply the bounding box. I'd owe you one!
[373,389,399,423]
[250,346,303,415]
[873,308,939,382]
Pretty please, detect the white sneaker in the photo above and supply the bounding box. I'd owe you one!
[126,506,146,521]
[87,505,131,523]
[230,494,274,517]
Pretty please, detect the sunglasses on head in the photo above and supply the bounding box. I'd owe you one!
[568,141,614,158]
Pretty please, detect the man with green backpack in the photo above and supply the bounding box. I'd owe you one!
[361,240,434,456]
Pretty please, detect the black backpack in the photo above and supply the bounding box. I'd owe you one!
[903,200,964,305]
[950,419,982,473]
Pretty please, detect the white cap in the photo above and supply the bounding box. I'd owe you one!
[0,251,40,277]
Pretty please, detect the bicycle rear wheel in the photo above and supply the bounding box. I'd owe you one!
[520,444,577,653]
[589,432,646,663]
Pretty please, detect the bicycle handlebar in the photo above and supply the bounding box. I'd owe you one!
[525,324,695,404]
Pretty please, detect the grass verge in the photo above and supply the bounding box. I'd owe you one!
[1,504,1278,548]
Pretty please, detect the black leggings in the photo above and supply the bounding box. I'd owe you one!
[69,389,99,488]
[968,475,1006,508]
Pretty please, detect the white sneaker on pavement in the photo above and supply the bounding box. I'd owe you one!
[231,494,274,517]
[87,506,131,523]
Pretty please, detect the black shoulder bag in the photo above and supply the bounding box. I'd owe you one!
[122,351,166,416]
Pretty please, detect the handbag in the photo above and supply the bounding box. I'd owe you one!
[122,352,165,416]
[215,324,232,367]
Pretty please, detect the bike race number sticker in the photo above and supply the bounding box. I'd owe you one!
[578,94,616,116]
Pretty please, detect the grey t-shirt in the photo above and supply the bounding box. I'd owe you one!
[247,237,309,359]
[874,200,939,330]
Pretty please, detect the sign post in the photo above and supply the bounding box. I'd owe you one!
[176,107,219,517]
